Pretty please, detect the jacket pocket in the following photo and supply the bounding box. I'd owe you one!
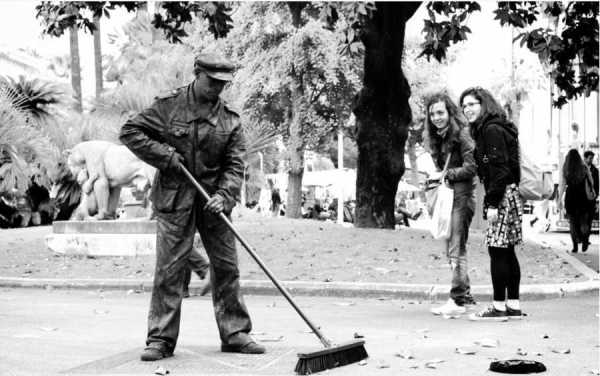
[206,130,230,164]
[151,174,181,213]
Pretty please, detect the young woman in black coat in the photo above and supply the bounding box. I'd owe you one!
[459,87,524,321]
[560,149,595,253]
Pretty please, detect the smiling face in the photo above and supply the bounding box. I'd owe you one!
[428,101,449,130]
[461,94,482,124]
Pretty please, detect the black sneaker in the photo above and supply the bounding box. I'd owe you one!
[506,307,525,320]
[468,306,508,321]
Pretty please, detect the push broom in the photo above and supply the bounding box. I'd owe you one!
[180,165,368,374]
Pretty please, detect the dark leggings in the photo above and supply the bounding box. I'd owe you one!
[488,245,521,301]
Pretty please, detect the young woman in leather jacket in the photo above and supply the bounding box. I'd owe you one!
[459,87,524,321]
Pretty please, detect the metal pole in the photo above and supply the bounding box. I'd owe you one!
[337,127,344,224]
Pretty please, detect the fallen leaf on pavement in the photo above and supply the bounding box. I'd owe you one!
[394,349,414,359]
[455,347,477,355]
[424,359,445,369]
[154,366,169,375]
[475,338,499,348]
[551,348,571,354]
[516,348,528,356]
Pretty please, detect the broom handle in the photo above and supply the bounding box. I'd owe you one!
[180,165,332,348]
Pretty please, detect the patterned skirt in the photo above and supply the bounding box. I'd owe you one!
[486,184,523,248]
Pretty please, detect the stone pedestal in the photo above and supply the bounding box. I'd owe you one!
[46,220,157,257]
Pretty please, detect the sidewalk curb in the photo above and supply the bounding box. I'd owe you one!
[1,277,597,300]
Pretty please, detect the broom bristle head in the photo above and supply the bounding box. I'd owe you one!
[294,340,368,375]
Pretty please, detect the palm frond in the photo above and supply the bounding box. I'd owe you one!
[0,75,63,121]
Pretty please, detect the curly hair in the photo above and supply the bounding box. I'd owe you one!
[423,92,466,161]
[563,148,588,185]
[459,87,506,125]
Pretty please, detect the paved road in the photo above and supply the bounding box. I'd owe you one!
[0,288,597,375]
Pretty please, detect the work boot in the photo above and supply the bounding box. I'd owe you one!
[140,346,172,361]
[221,341,266,354]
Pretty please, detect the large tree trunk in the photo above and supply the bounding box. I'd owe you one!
[354,2,420,228]
[93,15,103,100]
[285,100,304,219]
[284,2,307,219]
[69,25,82,113]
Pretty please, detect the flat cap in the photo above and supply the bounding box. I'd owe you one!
[194,52,235,82]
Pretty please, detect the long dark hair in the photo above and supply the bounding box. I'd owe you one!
[424,92,465,167]
[459,87,506,134]
[563,149,588,185]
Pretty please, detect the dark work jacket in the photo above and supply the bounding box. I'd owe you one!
[471,114,520,207]
[119,84,246,216]
[431,124,476,202]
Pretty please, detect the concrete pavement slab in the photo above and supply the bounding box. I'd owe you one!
[0,288,597,376]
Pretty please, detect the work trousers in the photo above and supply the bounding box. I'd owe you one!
[146,202,252,353]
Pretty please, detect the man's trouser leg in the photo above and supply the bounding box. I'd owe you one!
[448,196,474,305]
[146,209,195,353]
[198,211,252,346]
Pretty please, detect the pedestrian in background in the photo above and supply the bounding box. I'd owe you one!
[559,149,595,253]
[120,52,265,361]
[424,92,477,316]
[460,87,524,321]
[583,150,599,221]
[271,188,282,217]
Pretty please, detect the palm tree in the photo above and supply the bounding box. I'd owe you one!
[0,76,62,122]
[0,87,55,194]
[93,13,103,99]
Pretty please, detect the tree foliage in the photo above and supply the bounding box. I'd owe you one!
[0,87,57,193]
[494,1,598,107]
[415,1,598,107]
[0,76,62,121]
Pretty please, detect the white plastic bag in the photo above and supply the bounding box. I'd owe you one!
[429,183,454,240]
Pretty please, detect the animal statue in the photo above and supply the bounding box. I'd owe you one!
[59,140,156,220]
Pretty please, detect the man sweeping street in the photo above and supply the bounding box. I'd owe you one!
[119,52,265,361]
